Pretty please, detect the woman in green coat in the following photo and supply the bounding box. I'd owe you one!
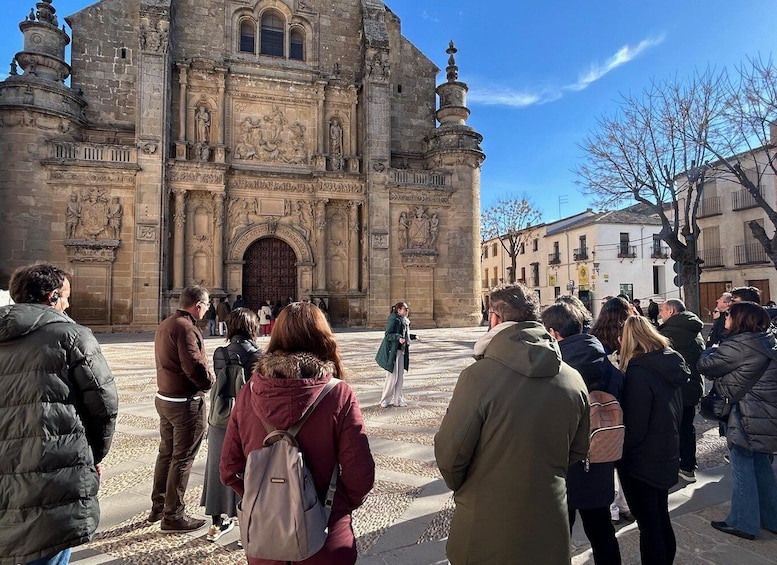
[375,302,417,407]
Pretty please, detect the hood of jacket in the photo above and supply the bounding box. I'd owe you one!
[558,333,618,390]
[483,321,562,378]
[248,352,335,430]
[0,303,74,342]
[661,310,704,337]
[628,348,690,387]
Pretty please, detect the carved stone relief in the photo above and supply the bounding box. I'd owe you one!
[399,206,438,250]
[326,203,348,290]
[139,17,169,54]
[66,188,123,241]
[233,106,309,164]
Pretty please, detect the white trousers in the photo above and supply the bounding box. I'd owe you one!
[380,349,405,406]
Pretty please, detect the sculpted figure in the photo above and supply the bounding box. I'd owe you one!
[107,197,123,240]
[66,194,81,238]
[195,106,210,144]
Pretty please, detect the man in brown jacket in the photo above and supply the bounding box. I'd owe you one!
[149,285,215,531]
[435,284,590,564]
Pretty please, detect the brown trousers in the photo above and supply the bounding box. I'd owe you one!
[151,396,206,520]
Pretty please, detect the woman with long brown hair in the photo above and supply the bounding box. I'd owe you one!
[220,302,374,564]
[698,301,777,540]
[617,316,689,564]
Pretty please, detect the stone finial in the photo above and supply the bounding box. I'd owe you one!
[35,0,58,26]
[9,59,18,76]
[446,41,458,82]
[29,8,36,21]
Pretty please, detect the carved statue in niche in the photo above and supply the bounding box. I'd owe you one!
[107,197,123,239]
[66,193,81,238]
[402,206,439,249]
[329,118,343,171]
[398,211,409,249]
[195,105,210,144]
[327,239,347,290]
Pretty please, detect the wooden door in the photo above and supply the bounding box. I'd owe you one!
[242,237,297,312]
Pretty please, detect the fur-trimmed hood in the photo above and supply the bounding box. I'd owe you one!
[248,351,336,431]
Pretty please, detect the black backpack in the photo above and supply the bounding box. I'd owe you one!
[209,346,248,428]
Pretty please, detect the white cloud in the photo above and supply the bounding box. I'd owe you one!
[565,35,665,91]
[421,10,439,23]
[466,34,665,109]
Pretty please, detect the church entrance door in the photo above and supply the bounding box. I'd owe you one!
[242,237,297,312]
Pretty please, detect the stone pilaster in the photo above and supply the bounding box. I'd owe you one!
[172,188,186,289]
[212,192,225,293]
[348,200,361,291]
[315,198,328,290]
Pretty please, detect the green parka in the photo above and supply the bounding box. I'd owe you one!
[375,312,415,372]
[0,304,118,565]
[435,322,590,565]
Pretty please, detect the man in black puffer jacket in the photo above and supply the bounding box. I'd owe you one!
[658,299,704,482]
[0,263,118,565]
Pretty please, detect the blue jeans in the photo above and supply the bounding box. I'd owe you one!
[726,444,777,536]
[25,548,71,565]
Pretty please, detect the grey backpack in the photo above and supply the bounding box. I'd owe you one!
[238,378,341,561]
[208,347,248,428]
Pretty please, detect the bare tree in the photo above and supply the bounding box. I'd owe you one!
[577,70,728,314]
[481,194,543,284]
[699,56,777,268]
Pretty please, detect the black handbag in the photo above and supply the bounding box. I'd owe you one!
[699,390,731,422]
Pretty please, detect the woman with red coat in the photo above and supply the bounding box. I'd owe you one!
[220,301,375,565]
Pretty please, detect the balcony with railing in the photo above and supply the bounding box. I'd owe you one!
[697,196,722,218]
[731,187,761,211]
[573,247,588,261]
[490,278,497,288]
[734,243,769,265]
[47,140,136,164]
[388,168,451,187]
[651,245,670,259]
[548,252,561,264]
[700,248,724,267]
[617,245,637,259]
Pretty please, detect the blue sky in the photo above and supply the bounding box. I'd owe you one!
[3,0,777,221]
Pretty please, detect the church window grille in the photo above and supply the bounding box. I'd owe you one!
[290,29,304,60]
[260,12,284,57]
[240,19,256,53]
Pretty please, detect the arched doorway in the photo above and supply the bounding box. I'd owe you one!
[242,237,297,311]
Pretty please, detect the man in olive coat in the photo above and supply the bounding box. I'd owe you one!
[435,284,590,564]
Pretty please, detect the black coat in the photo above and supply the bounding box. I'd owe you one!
[559,334,625,509]
[698,331,777,453]
[705,313,728,347]
[617,348,688,489]
[0,304,119,564]
[659,311,704,406]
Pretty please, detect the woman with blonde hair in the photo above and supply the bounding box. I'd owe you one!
[220,302,375,564]
[617,315,689,564]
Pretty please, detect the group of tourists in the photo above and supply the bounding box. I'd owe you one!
[2,259,776,565]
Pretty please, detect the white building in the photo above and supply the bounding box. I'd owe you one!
[482,206,678,317]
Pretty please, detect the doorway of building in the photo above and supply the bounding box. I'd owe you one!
[747,279,771,305]
[242,237,297,312]
[699,281,731,322]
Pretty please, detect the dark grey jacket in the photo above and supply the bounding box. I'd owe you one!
[659,310,704,406]
[698,331,777,453]
[0,303,118,565]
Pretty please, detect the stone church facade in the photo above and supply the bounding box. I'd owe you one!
[0,0,484,329]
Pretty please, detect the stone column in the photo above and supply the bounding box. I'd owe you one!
[172,188,186,289]
[315,198,328,290]
[212,192,225,292]
[217,71,226,146]
[178,65,187,141]
[350,94,358,156]
[348,200,361,291]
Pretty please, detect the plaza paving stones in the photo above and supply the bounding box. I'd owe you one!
[69,326,777,564]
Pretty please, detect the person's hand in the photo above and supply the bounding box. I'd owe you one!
[399,338,406,344]
[712,310,720,320]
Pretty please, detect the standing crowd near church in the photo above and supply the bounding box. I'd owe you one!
[1,261,776,565]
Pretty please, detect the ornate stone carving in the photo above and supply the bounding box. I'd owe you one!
[227,178,315,193]
[366,50,390,81]
[319,182,364,194]
[139,17,169,54]
[173,188,186,229]
[372,160,386,172]
[65,188,123,240]
[371,232,389,249]
[168,169,224,184]
[195,105,210,144]
[49,170,137,185]
[136,224,158,241]
[140,141,158,154]
[400,249,439,269]
[390,188,452,206]
[228,197,260,241]
[233,106,309,164]
[64,239,120,263]
[399,206,439,250]
[329,118,343,171]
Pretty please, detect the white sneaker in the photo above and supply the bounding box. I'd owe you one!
[205,518,235,542]
[380,401,390,408]
[396,400,407,407]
